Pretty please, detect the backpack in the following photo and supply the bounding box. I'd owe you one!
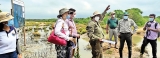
[146,22,160,38]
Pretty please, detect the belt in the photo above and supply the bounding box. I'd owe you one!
[110,28,116,29]
[120,32,131,34]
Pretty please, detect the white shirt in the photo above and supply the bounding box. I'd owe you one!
[54,19,70,41]
[0,29,17,54]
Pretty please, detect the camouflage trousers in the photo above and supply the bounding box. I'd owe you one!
[89,39,103,58]
[55,45,67,58]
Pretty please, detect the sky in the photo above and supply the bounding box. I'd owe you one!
[0,0,160,19]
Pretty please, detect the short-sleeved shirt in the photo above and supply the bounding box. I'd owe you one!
[0,26,17,54]
[144,21,160,40]
[107,18,118,29]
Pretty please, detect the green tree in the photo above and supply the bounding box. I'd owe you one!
[126,8,145,26]
[157,16,160,19]
[114,10,124,19]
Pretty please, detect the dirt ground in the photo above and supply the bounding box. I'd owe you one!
[81,33,149,58]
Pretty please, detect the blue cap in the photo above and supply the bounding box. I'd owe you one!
[124,12,129,16]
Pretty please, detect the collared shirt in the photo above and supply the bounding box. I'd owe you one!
[66,19,78,37]
[0,26,17,54]
[86,20,104,40]
[107,18,118,28]
[54,19,70,41]
[117,18,138,34]
[144,21,160,40]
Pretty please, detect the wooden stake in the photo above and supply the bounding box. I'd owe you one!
[23,26,26,46]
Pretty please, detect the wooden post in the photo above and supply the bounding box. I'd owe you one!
[23,26,26,46]
[11,0,14,16]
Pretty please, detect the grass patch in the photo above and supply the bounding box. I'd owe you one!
[132,35,142,44]
[105,49,113,54]
[158,38,160,42]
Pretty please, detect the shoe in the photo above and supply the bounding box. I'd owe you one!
[139,53,143,58]
[107,46,111,49]
[114,46,118,49]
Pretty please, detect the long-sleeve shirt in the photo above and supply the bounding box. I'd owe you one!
[86,20,104,40]
[117,18,138,34]
[54,19,70,41]
[66,19,78,37]
[100,9,107,20]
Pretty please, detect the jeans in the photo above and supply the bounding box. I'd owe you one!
[0,51,17,58]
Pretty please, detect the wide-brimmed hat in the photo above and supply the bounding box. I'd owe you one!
[90,11,103,20]
[91,11,101,17]
[59,8,69,15]
[110,11,115,15]
[0,12,14,23]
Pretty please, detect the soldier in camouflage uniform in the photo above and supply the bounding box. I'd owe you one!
[86,10,107,58]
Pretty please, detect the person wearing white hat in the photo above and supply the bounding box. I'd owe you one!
[54,8,74,58]
[86,10,109,58]
[0,12,21,58]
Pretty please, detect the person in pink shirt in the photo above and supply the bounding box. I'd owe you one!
[66,8,80,58]
[140,14,160,58]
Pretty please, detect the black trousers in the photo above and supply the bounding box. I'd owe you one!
[119,33,132,58]
[140,37,157,58]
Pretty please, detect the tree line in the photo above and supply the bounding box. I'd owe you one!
[1,8,160,26]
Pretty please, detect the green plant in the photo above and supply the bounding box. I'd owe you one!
[105,50,113,54]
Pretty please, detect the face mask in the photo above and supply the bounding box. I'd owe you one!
[74,15,76,17]
[7,19,14,26]
[95,16,100,22]
[112,15,115,18]
[149,18,154,21]
[67,15,70,19]
[123,16,128,19]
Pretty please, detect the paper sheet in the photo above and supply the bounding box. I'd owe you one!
[101,39,116,44]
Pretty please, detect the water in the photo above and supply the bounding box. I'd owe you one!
[18,27,92,58]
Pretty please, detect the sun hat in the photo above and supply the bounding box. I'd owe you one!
[0,12,14,23]
[59,8,69,15]
[90,11,103,20]
[110,11,115,15]
[90,11,101,17]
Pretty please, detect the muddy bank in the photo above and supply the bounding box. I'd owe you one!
[19,28,93,58]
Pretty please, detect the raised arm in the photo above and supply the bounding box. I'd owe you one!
[100,5,110,20]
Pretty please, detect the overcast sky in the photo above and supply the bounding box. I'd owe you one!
[0,0,160,19]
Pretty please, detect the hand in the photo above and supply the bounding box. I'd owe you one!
[99,39,102,41]
[146,27,153,30]
[118,34,121,38]
[18,54,22,58]
[143,27,146,31]
[106,31,108,34]
[69,37,74,42]
[77,34,80,39]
